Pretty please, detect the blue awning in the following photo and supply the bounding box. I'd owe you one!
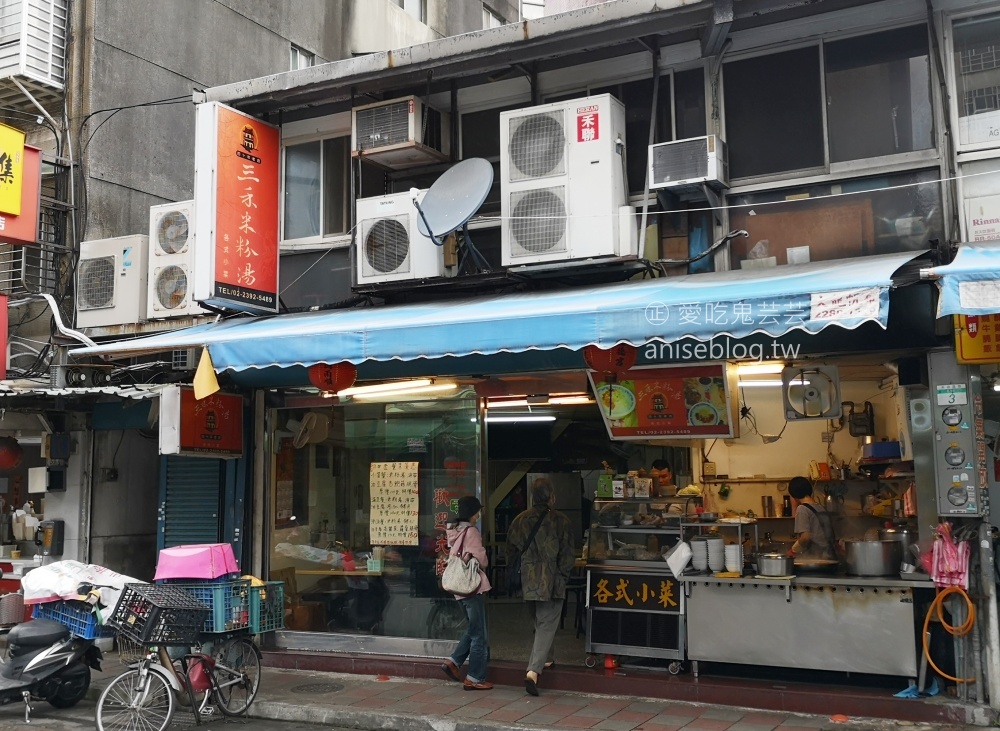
[921,241,1000,316]
[73,251,924,372]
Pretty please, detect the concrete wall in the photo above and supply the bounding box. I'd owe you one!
[71,0,349,242]
[88,429,160,581]
[546,0,608,15]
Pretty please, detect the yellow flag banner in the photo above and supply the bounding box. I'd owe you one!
[0,124,26,216]
[193,348,221,400]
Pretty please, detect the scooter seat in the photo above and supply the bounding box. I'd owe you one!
[7,618,69,650]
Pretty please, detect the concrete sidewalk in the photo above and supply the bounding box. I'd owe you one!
[81,663,983,731]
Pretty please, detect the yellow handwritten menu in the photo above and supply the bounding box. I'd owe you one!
[370,461,420,546]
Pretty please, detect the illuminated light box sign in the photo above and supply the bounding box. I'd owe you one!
[159,385,244,458]
[588,363,739,440]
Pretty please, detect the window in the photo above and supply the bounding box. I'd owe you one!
[283,138,350,242]
[483,5,503,29]
[825,25,933,162]
[727,169,943,268]
[290,45,314,71]
[724,25,933,180]
[724,47,825,179]
[953,13,1000,147]
[520,0,544,20]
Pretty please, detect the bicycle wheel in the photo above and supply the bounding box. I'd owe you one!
[95,667,175,731]
[212,636,261,716]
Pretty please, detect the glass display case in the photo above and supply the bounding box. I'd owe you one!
[587,498,700,566]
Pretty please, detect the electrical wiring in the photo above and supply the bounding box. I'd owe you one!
[922,586,976,683]
[79,96,191,155]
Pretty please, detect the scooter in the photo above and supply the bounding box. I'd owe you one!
[0,617,103,722]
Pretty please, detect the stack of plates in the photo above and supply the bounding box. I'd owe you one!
[724,544,743,573]
[707,537,725,572]
[691,537,709,571]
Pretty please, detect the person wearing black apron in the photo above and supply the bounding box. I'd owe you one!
[788,476,836,559]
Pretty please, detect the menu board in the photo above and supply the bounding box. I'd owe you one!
[589,363,738,440]
[369,461,420,546]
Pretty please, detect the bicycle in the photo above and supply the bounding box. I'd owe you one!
[95,632,261,731]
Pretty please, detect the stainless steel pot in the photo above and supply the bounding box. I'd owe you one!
[878,526,917,556]
[757,553,794,576]
[845,540,904,576]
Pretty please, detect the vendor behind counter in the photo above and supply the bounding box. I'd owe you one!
[788,476,836,560]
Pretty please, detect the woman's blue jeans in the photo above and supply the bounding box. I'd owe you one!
[450,593,489,683]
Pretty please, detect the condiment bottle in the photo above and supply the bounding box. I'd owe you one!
[781,495,792,517]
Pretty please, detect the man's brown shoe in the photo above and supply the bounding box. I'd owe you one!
[463,680,494,691]
[441,660,462,682]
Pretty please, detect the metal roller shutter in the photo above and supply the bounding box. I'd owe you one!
[158,456,223,548]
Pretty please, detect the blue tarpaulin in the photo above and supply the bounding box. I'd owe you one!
[73,251,923,372]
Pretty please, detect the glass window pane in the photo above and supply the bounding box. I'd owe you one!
[825,25,933,162]
[623,76,672,194]
[953,13,1000,147]
[674,67,706,140]
[268,398,480,638]
[727,168,943,268]
[322,137,349,236]
[283,141,321,240]
[724,48,824,178]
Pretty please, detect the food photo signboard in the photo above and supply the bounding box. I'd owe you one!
[588,363,739,439]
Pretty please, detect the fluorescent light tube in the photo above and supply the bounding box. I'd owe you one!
[351,382,458,399]
[736,363,785,375]
[737,380,783,388]
[486,415,556,423]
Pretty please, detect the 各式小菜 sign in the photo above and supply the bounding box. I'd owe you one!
[370,461,419,546]
[588,363,738,440]
[590,571,679,612]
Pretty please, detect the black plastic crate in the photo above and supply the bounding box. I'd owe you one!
[108,584,210,646]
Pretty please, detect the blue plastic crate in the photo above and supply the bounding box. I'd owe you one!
[164,579,251,633]
[249,582,284,634]
[33,600,116,639]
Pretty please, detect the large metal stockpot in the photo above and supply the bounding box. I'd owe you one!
[757,553,794,576]
[878,526,917,557]
[845,540,904,576]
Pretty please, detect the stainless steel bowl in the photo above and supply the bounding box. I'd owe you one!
[757,553,794,576]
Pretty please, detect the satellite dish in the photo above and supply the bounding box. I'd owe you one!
[416,158,493,239]
[413,158,494,273]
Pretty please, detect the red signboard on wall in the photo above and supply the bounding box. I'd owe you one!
[159,386,243,458]
[0,145,40,246]
[194,102,279,313]
[588,363,739,440]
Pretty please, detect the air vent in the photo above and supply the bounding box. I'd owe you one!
[509,187,568,257]
[78,256,115,310]
[364,216,410,274]
[649,135,729,192]
[155,210,190,254]
[154,265,190,310]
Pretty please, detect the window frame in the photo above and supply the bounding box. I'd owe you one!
[720,24,939,188]
[280,114,353,252]
[483,5,503,29]
[947,9,1000,155]
[290,44,314,71]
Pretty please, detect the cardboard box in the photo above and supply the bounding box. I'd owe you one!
[286,602,326,632]
[597,474,614,498]
[659,237,689,277]
[612,478,625,499]
[634,477,652,499]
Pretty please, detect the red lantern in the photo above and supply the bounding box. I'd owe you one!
[582,344,637,375]
[0,437,22,471]
[308,362,357,393]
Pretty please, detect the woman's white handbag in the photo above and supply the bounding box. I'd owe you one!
[441,528,482,597]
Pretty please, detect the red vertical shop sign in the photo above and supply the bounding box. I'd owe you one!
[194,102,279,313]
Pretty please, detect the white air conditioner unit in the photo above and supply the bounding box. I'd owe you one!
[147,201,207,319]
[76,235,149,328]
[355,190,447,286]
[649,135,729,192]
[351,95,450,170]
[171,348,199,371]
[500,94,632,267]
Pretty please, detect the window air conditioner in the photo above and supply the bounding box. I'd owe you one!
[649,135,729,192]
[354,190,447,286]
[351,96,450,170]
[76,235,149,328]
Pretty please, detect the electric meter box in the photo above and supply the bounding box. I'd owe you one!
[928,351,988,517]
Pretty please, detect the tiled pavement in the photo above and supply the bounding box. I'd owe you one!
[234,666,984,731]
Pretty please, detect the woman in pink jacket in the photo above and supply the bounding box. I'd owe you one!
[440,495,493,690]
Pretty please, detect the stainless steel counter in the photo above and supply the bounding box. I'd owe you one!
[682,573,922,677]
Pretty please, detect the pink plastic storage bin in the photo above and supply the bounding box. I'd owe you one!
[154,543,239,582]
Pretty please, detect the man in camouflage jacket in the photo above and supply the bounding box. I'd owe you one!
[506,477,575,696]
